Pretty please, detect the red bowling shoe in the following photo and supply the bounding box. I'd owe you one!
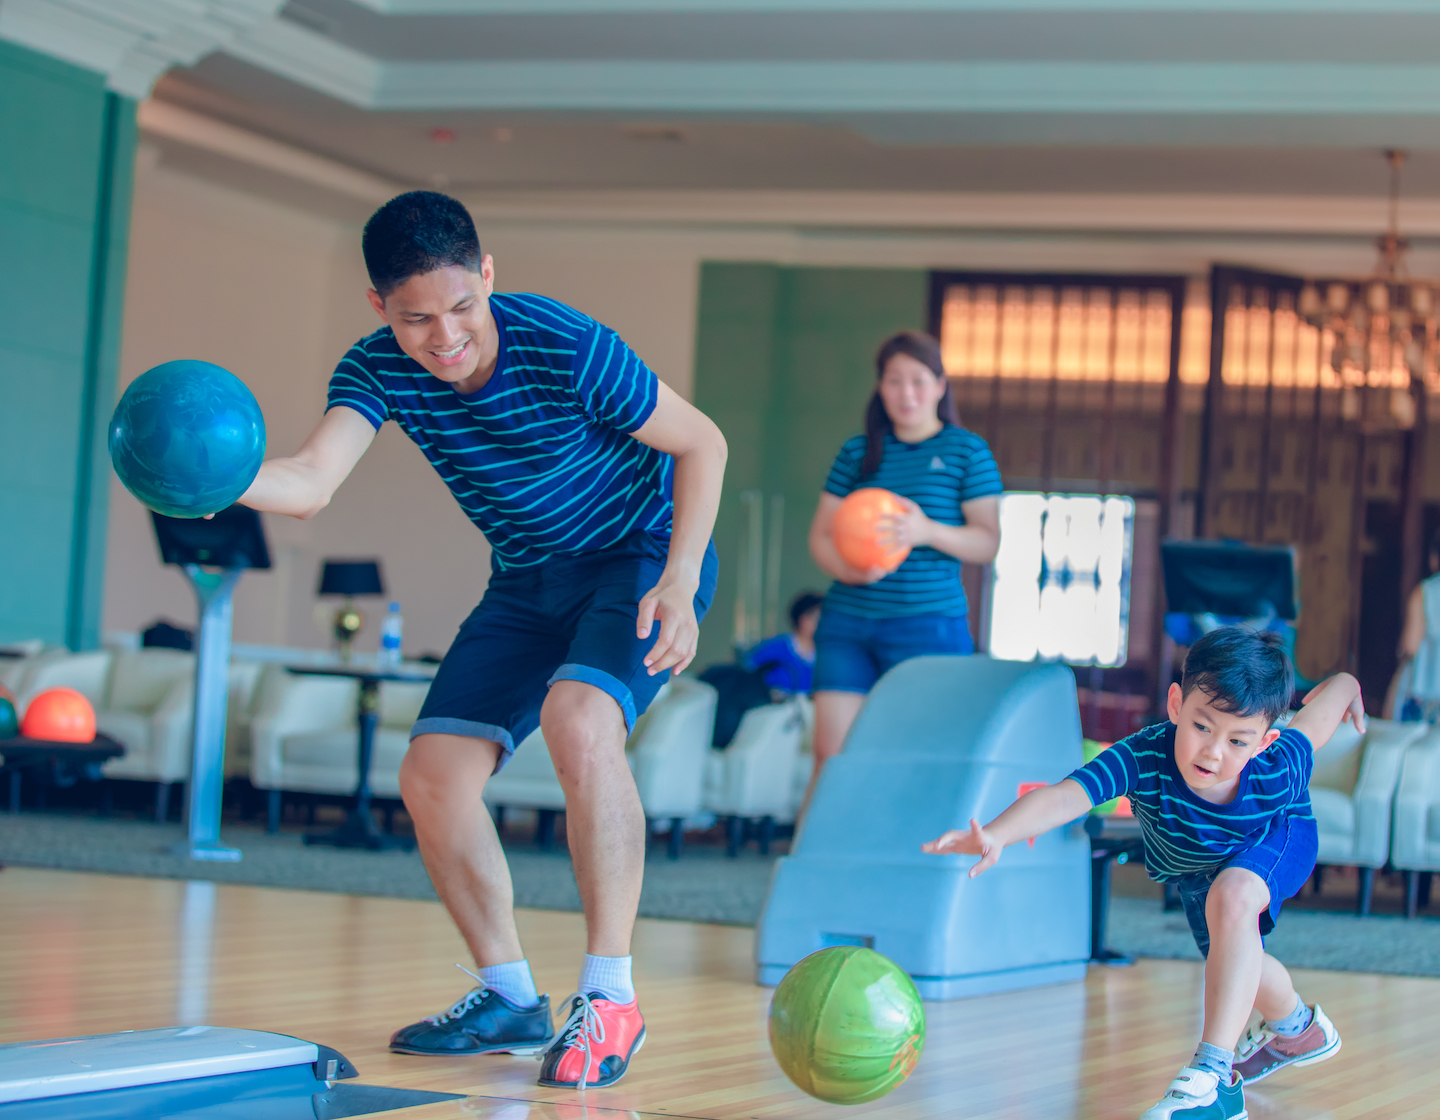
[536,992,646,1089]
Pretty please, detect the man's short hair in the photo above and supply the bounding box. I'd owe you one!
[1180,625,1294,726]
[362,191,481,298]
[788,591,824,629]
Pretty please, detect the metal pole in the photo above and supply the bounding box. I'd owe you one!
[179,564,243,862]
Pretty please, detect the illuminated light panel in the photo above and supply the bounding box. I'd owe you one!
[989,493,1134,668]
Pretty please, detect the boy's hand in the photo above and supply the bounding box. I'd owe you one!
[1291,672,1366,747]
[921,818,1003,878]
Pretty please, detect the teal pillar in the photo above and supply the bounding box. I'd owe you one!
[0,40,136,649]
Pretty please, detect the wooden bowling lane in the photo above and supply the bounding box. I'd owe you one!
[1,867,1438,1120]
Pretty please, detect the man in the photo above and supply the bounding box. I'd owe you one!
[240,191,725,1089]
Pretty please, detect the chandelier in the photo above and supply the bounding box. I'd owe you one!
[1296,150,1437,429]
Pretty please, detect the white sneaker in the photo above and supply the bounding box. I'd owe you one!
[1234,1004,1341,1085]
[1139,1067,1248,1120]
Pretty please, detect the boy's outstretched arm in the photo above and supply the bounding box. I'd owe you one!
[1286,672,1365,749]
[922,778,1093,878]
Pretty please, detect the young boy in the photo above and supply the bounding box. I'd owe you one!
[240,191,726,1089]
[923,627,1361,1119]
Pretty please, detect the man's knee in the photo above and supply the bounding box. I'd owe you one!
[400,733,500,807]
[541,680,628,787]
[1205,868,1270,928]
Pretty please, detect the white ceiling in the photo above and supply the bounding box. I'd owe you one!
[13,1,1440,206]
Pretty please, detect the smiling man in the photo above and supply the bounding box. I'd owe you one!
[239,191,725,1089]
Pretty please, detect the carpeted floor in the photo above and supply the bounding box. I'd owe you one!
[2,811,1437,977]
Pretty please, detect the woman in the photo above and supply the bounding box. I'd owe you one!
[803,330,1001,810]
[1392,529,1440,720]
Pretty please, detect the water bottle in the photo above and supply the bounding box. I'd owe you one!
[378,601,403,670]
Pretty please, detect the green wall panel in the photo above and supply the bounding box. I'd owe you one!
[693,262,927,669]
[0,39,135,648]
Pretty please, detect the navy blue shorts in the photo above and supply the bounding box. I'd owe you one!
[811,607,973,694]
[1172,815,1319,957]
[412,530,718,770]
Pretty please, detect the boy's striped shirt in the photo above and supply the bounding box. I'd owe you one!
[1067,721,1316,880]
[327,292,672,570]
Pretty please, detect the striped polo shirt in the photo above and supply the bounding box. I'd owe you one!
[823,426,1002,618]
[1068,721,1317,881]
[327,293,672,570]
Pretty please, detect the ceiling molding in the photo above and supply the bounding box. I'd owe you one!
[345,1,1440,13]
[138,99,402,203]
[457,188,1431,238]
[226,12,379,106]
[208,47,1440,115]
[0,0,285,97]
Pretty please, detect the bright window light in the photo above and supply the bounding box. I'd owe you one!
[988,493,1134,667]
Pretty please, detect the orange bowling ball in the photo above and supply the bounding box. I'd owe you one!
[832,488,911,573]
[21,687,96,743]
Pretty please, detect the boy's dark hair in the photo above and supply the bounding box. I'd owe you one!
[788,590,825,629]
[1180,625,1294,725]
[362,191,481,298]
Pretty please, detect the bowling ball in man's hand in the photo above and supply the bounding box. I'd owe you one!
[109,360,266,519]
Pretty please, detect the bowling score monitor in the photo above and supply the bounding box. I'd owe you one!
[151,504,272,570]
[1160,540,1297,621]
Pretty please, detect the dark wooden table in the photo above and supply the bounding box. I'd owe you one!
[0,734,125,812]
[1085,813,1146,966]
[285,666,433,851]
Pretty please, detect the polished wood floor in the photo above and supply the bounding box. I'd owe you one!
[0,867,1435,1119]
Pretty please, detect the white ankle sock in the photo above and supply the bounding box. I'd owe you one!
[479,959,539,1007]
[578,954,634,1004]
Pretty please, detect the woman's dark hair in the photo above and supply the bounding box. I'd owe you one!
[788,590,825,629]
[1180,626,1295,726]
[861,331,960,478]
[362,191,482,297]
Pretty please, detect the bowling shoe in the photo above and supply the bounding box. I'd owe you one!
[536,992,646,1089]
[389,986,554,1056]
[1138,1067,1247,1119]
[1234,1004,1340,1085]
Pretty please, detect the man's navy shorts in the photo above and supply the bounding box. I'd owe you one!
[1172,814,1319,958]
[412,530,717,771]
[812,608,973,694]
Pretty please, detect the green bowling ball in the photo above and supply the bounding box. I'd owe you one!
[768,946,925,1104]
[0,696,17,739]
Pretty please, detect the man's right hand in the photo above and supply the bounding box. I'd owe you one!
[922,818,1004,878]
[239,406,375,519]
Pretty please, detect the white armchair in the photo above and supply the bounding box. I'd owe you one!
[1308,716,1428,914]
[249,670,431,832]
[1392,728,1440,918]
[94,649,195,818]
[704,696,810,856]
[630,677,718,858]
[16,650,112,710]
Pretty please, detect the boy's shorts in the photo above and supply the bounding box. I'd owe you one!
[412,530,718,772]
[1172,814,1319,958]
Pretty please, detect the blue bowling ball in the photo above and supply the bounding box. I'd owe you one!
[109,360,266,519]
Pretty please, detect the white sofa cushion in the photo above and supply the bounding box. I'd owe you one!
[1309,787,1354,837]
[106,649,191,714]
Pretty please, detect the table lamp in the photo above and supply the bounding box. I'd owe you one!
[318,559,385,663]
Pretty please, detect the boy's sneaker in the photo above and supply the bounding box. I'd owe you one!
[1139,1067,1247,1120]
[536,992,646,1089]
[1234,1004,1341,1085]
[390,982,554,1056]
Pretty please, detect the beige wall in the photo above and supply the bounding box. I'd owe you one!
[106,156,1427,656]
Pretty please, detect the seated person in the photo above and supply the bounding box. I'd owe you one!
[743,591,823,696]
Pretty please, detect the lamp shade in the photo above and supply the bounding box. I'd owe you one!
[318,559,384,597]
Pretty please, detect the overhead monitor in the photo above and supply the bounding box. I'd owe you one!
[1160,540,1297,620]
[151,504,272,570]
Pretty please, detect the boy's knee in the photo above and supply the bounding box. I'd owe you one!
[400,734,497,806]
[1205,869,1270,927]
